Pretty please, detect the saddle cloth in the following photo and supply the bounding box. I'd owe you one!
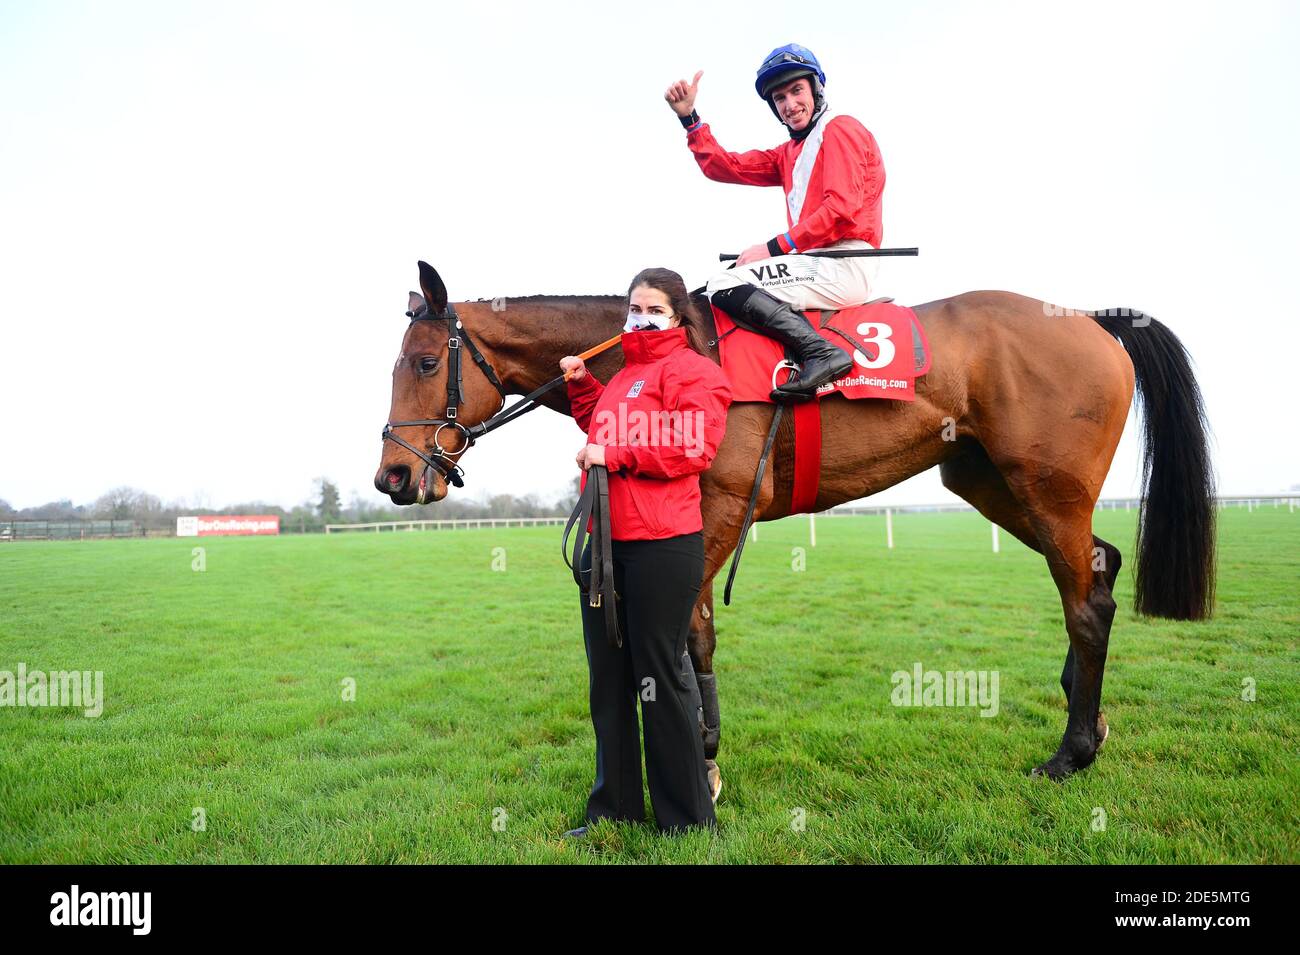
[710,300,930,402]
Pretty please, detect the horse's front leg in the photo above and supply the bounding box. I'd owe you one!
[685,579,725,803]
[688,578,721,755]
[689,481,766,802]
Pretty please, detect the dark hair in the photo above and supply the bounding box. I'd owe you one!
[626,267,709,357]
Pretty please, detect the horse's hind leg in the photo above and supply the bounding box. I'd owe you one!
[1060,535,1121,749]
[941,449,1115,776]
[1033,517,1116,778]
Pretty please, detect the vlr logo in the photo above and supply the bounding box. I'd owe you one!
[749,263,791,281]
[626,380,645,398]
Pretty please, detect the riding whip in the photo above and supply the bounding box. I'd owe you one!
[719,247,919,262]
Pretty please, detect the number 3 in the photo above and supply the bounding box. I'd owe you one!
[853,322,895,369]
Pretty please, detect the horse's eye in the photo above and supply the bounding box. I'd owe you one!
[419,357,440,375]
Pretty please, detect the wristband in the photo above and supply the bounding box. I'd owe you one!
[680,109,701,131]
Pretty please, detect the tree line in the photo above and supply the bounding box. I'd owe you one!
[0,477,582,534]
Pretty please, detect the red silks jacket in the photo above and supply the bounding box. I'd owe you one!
[566,326,732,541]
[686,114,885,253]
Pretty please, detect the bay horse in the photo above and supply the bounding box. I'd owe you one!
[375,262,1215,782]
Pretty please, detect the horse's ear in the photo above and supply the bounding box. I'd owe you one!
[417,261,449,314]
[407,291,426,316]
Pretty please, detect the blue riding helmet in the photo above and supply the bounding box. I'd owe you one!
[754,43,826,99]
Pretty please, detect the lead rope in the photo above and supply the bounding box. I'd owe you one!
[562,465,621,647]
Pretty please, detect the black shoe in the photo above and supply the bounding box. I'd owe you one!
[562,826,589,839]
[739,288,854,401]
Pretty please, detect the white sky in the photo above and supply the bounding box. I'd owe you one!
[2,0,1297,511]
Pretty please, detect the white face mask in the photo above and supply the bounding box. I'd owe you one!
[624,310,673,333]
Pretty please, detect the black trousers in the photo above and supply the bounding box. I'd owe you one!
[579,531,716,832]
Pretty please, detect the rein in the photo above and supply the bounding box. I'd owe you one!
[562,464,621,647]
[382,301,621,490]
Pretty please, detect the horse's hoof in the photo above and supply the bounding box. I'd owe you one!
[1030,765,1070,782]
[706,759,722,804]
[1096,711,1110,751]
[1031,757,1076,782]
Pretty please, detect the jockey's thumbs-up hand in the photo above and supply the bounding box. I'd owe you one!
[665,70,703,118]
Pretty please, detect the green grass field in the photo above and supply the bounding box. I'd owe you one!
[1,507,1296,864]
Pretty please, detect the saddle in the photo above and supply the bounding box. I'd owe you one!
[707,297,930,403]
[697,297,932,605]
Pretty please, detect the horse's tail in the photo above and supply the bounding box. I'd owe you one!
[1091,308,1216,619]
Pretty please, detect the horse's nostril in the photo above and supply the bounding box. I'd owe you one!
[380,466,409,494]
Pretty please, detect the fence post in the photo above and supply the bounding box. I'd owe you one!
[886,509,894,550]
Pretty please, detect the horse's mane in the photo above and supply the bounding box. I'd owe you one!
[467,291,710,308]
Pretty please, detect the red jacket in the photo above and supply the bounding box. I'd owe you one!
[567,326,732,541]
[686,113,885,253]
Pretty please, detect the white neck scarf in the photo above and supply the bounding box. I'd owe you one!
[786,109,835,226]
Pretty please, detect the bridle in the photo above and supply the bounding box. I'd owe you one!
[381,300,573,490]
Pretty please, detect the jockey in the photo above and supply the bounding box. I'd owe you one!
[665,44,887,401]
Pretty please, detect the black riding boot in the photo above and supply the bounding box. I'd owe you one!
[712,285,853,401]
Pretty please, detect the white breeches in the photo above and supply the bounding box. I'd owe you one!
[705,238,880,310]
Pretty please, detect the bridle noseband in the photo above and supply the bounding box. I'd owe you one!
[381,301,574,491]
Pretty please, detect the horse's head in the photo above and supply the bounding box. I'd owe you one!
[374,261,505,505]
